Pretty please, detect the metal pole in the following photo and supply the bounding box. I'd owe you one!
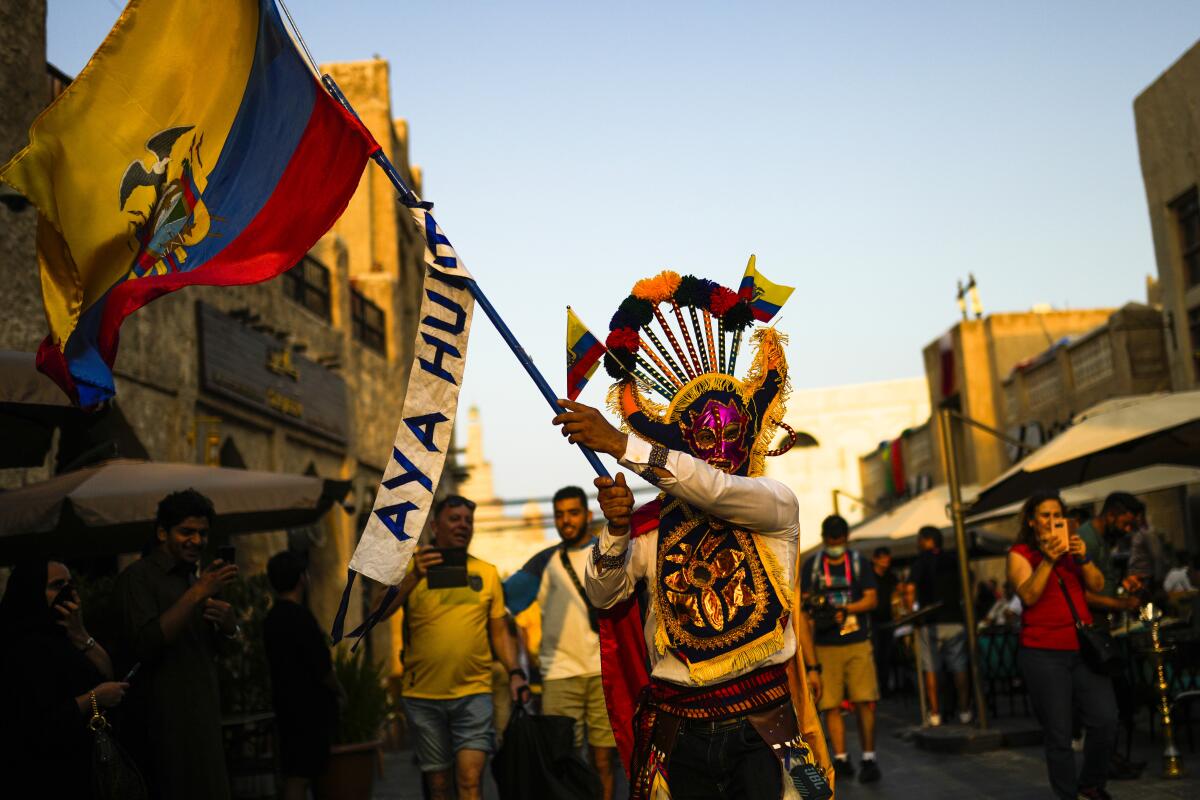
[831,489,839,516]
[937,407,988,729]
[319,75,610,480]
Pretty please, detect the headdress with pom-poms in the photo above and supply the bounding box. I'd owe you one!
[599,261,794,478]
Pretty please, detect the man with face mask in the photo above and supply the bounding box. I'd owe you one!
[800,515,880,783]
[503,486,618,800]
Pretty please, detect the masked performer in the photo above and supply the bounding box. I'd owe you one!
[553,270,832,800]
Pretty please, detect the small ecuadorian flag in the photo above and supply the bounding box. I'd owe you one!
[566,306,605,401]
[738,254,794,323]
[0,0,379,406]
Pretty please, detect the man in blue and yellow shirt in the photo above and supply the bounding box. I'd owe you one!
[378,495,529,800]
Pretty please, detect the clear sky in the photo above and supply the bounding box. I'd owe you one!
[47,1,1200,504]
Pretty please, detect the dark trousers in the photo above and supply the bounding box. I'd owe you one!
[1018,647,1118,800]
[666,718,782,799]
[871,625,893,695]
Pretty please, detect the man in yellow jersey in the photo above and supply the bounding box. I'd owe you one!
[378,495,529,800]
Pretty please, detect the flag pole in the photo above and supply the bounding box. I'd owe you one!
[319,75,611,480]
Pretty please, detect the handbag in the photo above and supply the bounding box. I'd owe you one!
[1053,572,1121,676]
[88,693,148,800]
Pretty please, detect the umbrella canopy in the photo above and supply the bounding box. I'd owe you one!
[969,391,1200,515]
[967,464,1200,523]
[848,484,979,543]
[0,459,350,561]
[0,350,74,468]
[795,485,997,563]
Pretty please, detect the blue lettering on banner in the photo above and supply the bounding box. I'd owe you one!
[418,333,460,384]
[422,290,466,335]
[404,412,448,452]
[382,447,433,492]
[375,501,418,542]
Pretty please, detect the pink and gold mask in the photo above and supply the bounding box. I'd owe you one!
[680,399,750,474]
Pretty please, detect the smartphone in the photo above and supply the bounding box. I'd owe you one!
[1050,518,1069,551]
[216,545,236,566]
[426,547,469,589]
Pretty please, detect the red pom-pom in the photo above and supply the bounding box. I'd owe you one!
[709,286,739,316]
[606,327,640,351]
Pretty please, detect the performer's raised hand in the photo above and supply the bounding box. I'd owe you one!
[554,399,628,459]
[594,472,634,536]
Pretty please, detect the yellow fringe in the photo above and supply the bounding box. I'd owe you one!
[685,626,788,685]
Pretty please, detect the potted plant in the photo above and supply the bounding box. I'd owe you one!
[314,647,391,800]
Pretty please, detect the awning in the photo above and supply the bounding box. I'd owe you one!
[0,351,74,468]
[849,484,978,543]
[795,484,997,562]
[969,391,1200,515]
[0,459,350,561]
[967,464,1200,523]
[0,351,71,406]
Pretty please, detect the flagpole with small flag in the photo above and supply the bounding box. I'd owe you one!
[318,75,610,481]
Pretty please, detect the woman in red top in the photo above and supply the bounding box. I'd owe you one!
[1007,491,1115,800]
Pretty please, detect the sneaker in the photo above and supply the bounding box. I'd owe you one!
[927,712,942,727]
[832,757,855,779]
[957,710,974,725]
[1078,787,1112,800]
[859,758,882,783]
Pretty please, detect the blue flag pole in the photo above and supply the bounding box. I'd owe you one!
[320,75,611,480]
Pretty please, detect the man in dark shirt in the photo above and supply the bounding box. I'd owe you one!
[114,489,239,799]
[800,515,880,783]
[263,551,340,800]
[907,526,970,726]
[869,546,897,697]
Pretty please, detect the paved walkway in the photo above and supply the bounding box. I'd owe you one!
[372,700,1200,799]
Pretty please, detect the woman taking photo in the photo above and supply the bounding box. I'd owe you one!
[0,559,129,796]
[1007,491,1117,800]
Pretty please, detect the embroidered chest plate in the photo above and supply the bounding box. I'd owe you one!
[654,503,790,682]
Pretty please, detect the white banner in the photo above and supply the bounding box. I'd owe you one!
[348,209,474,585]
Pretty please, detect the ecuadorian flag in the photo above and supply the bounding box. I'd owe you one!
[566,306,605,401]
[738,255,794,323]
[0,0,379,407]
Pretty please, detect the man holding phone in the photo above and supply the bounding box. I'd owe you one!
[376,494,529,800]
[113,489,240,800]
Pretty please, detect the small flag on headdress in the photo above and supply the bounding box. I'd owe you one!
[566,306,605,401]
[738,255,794,323]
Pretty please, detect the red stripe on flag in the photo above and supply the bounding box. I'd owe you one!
[566,342,605,400]
[94,90,378,363]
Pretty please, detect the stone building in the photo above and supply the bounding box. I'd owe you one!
[921,308,1115,487]
[763,378,930,552]
[1135,38,1200,393]
[857,307,1117,528]
[0,1,439,675]
[999,303,1170,443]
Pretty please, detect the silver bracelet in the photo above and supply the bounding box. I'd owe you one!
[591,539,626,572]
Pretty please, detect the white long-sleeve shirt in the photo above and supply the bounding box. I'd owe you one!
[584,436,800,686]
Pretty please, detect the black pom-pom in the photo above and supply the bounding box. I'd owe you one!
[604,349,634,380]
[617,296,655,327]
[675,275,705,307]
[609,307,637,331]
[723,300,755,331]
